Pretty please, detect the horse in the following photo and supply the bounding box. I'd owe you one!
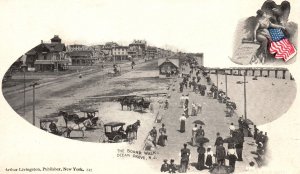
[133,99,151,111]
[125,120,141,141]
[119,97,133,111]
[58,111,88,127]
[65,122,87,138]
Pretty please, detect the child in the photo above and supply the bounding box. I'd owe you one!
[205,146,213,169]
[160,159,169,172]
[169,159,177,173]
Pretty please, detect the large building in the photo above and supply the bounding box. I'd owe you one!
[146,46,157,59]
[112,46,129,61]
[66,51,95,66]
[25,35,67,71]
[128,40,147,58]
[66,44,97,66]
[101,42,118,61]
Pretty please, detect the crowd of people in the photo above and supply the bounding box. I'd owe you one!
[151,60,270,173]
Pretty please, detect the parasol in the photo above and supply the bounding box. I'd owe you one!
[223,137,239,144]
[196,136,209,145]
[193,120,205,125]
[244,118,254,125]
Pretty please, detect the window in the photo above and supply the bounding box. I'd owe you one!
[105,126,111,133]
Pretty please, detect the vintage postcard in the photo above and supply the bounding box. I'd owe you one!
[0,0,299,174]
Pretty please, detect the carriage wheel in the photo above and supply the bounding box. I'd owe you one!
[113,135,122,143]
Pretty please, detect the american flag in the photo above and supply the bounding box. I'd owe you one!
[268,28,297,62]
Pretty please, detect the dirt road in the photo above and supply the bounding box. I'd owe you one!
[2,59,164,127]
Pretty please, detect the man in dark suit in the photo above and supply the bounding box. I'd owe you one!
[169,159,177,173]
[180,144,190,173]
[236,128,245,161]
[150,127,158,147]
[216,143,226,165]
[214,132,223,147]
[160,159,169,172]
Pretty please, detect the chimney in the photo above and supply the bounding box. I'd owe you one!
[41,40,43,44]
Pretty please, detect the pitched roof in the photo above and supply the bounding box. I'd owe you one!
[158,58,179,68]
[26,43,66,55]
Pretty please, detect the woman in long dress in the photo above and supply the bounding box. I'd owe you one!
[179,114,186,133]
[197,144,206,170]
[179,94,185,108]
[196,103,202,115]
[183,103,189,118]
[191,102,197,116]
[191,124,198,146]
[156,110,162,123]
[157,124,167,146]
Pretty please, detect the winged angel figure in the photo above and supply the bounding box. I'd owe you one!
[236,0,297,64]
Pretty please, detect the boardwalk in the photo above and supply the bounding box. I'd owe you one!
[148,72,259,173]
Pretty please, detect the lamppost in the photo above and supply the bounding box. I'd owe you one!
[29,82,39,126]
[216,69,219,98]
[225,72,228,104]
[237,72,248,120]
[21,64,27,117]
[243,72,247,120]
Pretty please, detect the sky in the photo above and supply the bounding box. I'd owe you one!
[0,0,298,67]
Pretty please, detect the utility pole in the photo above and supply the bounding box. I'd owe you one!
[21,64,27,117]
[225,73,228,104]
[30,82,39,126]
[243,72,247,120]
[216,70,219,98]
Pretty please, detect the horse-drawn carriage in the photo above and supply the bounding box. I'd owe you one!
[102,122,127,143]
[99,120,141,143]
[59,108,103,129]
[39,116,69,137]
[55,108,103,138]
[119,96,151,112]
[80,108,104,129]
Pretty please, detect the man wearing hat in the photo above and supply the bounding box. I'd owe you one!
[150,127,158,147]
[214,132,223,147]
[216,143,226,165]
[169,159,177,173]
[158,124,167,146]
[180,144,190,173]
[197,143,206,170]
[238,117,244,129]
[164,99,169,110]
[160,159,169,172]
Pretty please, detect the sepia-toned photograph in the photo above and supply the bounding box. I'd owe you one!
[2,34,297,173]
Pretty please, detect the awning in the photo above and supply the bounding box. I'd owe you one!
[34,60,69,65]
[34,60,54,65]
